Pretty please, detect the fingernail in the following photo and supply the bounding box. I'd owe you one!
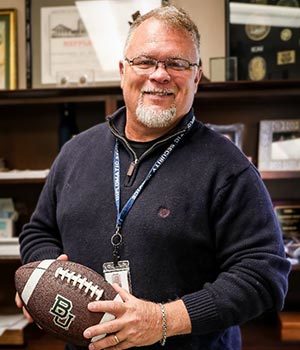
[89,344,95,350]
[88,302,96,310]
[84,330,91,338]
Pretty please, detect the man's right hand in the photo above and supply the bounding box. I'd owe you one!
[15,254,69,322]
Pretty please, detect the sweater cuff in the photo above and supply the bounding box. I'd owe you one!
[22,248,62,264]
[182,289,220,334]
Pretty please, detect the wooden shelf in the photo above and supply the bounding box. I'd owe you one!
[0,86,123,105]
[291,264,300,271]
[279,312,300,342]
[0,178,46,185]
[261,171,300,180]
[197,80,300,102]
[0,170,49,184]
[0,80,299,106]
[0,238,20,259]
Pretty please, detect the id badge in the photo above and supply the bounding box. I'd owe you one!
[103,260,132,293]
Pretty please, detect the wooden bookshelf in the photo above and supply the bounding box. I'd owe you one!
[0,80,300,347]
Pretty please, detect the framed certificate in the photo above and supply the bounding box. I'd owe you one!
[205,123,245,150]
[226,0,300,81]
[274,204,300,240]
[31,0,163,88]
[258,119,300,171]
[0,9,17,89]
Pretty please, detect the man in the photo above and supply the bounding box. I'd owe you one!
[16,5,290,350]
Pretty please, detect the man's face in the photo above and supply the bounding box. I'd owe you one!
[119,18,202,130]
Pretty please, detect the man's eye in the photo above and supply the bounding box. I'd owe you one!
[134,59,156,67]
[167,60,188,70]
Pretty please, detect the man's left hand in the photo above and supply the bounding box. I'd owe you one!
[83,284,162,349]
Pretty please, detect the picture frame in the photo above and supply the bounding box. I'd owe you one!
[0,9,17,89]
[226,0,300,81]
[258,119,300,171]
[0,0,26,89]
[273,202,300,240]
[273,200,300,263]
[205,123,245,150]
[30,0,163,88]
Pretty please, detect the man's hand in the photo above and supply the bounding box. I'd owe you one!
[83,284,191,350]
[83,284,162,350]
[15,254,69,323]
[15,291,33,323]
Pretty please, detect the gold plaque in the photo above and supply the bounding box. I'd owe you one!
[245,24,271,41]
[280,28,293,41]
[248,56,267,81]
[277,50,296,65]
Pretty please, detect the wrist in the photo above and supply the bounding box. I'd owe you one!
[164,299,192,337]
[158,303,167,346]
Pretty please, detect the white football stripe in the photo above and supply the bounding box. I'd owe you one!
[21,259,56,304]
[91,293,122,343]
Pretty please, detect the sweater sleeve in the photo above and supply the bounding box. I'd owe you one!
[19,157,63,263]
[182,164,291,334]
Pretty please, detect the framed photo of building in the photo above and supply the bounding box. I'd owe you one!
[258,119,300,171]
[205,123,245,150]
[31,0,163,88]
[0,9,17,89]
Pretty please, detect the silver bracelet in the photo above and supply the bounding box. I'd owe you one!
[159,303,167,346]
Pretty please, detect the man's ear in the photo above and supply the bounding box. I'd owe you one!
[193,67,202,93]
[119,60,125,88]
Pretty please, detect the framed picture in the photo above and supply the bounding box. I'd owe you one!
[273,200,300,263]
[0,9,17,89]
[30,0,163,88]
[0,0,26,89]
[205,123,245,150]
[274,202,300,240]
[226,0,300,81]
[258,119,300,171]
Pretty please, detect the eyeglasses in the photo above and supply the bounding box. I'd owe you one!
[124,56,200,75]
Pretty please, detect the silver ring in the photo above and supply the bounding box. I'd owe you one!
[113,334,120,345]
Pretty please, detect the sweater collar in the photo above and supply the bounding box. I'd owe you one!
[107,106,196,141]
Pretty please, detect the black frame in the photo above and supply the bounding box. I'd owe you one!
[226,0,300,81]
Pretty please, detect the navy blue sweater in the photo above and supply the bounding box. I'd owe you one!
[19,108,290,350]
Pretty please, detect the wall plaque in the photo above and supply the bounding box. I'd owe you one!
[227,0,300,80]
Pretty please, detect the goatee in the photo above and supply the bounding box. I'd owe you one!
[136,95,177,128]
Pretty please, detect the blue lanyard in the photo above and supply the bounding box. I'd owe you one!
[111,116,195,264]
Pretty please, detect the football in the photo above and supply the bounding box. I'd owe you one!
[15,259,120,346]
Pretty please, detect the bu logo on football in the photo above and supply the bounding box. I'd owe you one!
[50,294,75,329]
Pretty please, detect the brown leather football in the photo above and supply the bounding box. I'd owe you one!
[15,260,120,346]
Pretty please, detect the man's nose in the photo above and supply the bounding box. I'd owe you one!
[149,62,171,83]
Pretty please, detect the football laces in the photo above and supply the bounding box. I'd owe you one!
[54,267,104,301]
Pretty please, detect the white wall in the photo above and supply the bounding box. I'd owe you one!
[172,0,226,79]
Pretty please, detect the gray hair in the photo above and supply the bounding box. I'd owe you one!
[124,5,200,61]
